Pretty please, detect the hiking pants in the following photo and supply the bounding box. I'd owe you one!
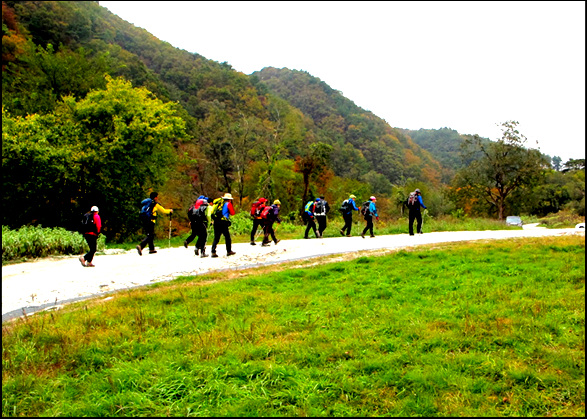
[83,234,98,263]
[139,220,156,252]
[262,220,278,244]
[186,221,208,250]
[250,218,264,242]
[362,216,374,237]
[316,215,327,236]
[408,210,423,235]
[211,220,232,254]
[305,218,318,238]
[341,213,353,235]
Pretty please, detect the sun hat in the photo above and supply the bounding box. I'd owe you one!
[274,200,281,205]
[415,189,421,193]
[349,194,356,199]
[91,206,99,212]
[222,193,233,200]
[370,196,376,201]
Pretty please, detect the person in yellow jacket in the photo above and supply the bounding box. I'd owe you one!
[136,192,173,255]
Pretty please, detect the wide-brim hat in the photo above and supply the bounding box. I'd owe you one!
[222,193,233,200]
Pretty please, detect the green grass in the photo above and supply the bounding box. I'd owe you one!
[2,235,584,416]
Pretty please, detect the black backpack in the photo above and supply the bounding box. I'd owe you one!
[339,199,350,213]
[80,212,96,234]
[315,200,326,216]
[188,202,208,223]
[360,201,371,216]
[406,192,419,209]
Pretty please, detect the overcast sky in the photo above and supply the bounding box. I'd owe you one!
[100,1,585,163]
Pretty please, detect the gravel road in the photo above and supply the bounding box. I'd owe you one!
[2,225,583,322]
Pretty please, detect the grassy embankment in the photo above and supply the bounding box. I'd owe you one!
[2,234,584,416]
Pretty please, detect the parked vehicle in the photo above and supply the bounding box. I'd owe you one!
[505,216,523,227]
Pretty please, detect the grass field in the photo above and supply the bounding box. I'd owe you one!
[2,235,584,416]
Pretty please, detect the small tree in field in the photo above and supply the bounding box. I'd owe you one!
[453,121,548,220]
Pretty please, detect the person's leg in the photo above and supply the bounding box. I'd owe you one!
[185,223,197,247]
[139,221,155,251]
[211,223,221,255]
[304,221,312,238]
[250,219,261,243]
[343,214,352,235]
[416,211,423,234]
[223,221,233,253]
[84,234,98,263]
[195,223,206,251]
[317,217,326,236]
[408,212,415,235]
[269,222,278,243]
[262,221,271,244]
[369,218,374,237]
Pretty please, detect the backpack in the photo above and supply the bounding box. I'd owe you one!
[406,192,419,209]
[314,200,326,216]
[361,201,371,216]
[210,198,225,221]
[80,212,96,234]
[339,199,350,213]
[251,201,265,218]
[139,198,155,221]
[260,205,272,219]
[188,201,208,223]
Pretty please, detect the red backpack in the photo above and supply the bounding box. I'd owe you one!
[260,205,272,219]
[250,200,266,218]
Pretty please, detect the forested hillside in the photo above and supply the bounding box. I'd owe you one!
[2,1,583,241]
[2,0,446,240]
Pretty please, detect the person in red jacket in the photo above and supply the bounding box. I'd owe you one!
[79,206,101,267]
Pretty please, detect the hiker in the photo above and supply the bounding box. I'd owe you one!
[339,194,360,237]
[361,196,379,238]
[184,195,210,257]
[210,193,236,257]
[261,199,282,246]
[315,195,330,237]
[136,192,173,255]
[79,206,101,267]
[407,188,427,235]
[250,197,268,245]
[304,198,320,238]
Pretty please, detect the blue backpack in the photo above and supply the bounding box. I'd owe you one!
[139,198,155,221]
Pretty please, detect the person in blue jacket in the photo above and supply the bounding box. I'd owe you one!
[339,194,360,237]
[361,196,379,238]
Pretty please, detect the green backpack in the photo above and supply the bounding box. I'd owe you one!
[210,198,225,221]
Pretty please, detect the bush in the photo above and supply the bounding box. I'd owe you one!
[2,225,106,264]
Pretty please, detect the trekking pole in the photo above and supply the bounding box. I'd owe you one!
[168,213,172,248]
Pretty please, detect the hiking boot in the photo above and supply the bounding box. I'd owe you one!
[79,256,86,267]
[227,251,236,256]
[183,240,188,249]
[339,229,345,236]
[274,239,281,245]
[149,250,157,254]
[370,235,375,238]
[200,250,208,258]
[304,236,309,239]
[346,234,351,237]
[361,233,365,238]
[261,242,270,247]
[211,252,218,258]
[136,245,142,256]
[250,241,256,246]
[195,248,199,256]
[86,262,95,267]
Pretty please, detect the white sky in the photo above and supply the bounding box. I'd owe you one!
[100,1,585,163]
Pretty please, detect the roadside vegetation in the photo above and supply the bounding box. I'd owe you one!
[2,235,584,416]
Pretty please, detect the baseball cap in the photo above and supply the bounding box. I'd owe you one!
[91,206,99,212]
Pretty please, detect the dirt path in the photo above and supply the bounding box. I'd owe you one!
[2,227,583,322]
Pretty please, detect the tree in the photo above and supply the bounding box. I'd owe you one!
[453,121,548,220]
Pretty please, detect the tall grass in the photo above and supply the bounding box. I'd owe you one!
[2,225,106,265]
[2,235,584,416]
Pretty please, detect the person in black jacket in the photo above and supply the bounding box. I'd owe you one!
[315,195,330,237]
[407,188,427,235]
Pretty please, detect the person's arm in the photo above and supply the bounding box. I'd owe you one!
[154,203,172,216]
[94,213,102,234]
[228,201,235,216]
[418,196,427,209]
[371,202,378,218]
[352,200,360,211]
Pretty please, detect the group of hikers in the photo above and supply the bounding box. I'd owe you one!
[78,189,427,267]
